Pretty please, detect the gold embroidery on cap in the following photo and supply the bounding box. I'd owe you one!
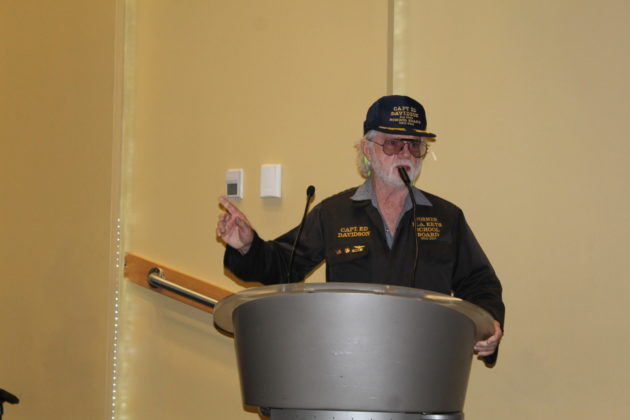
[378,125,432,134]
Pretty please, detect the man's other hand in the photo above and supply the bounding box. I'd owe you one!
[474,320,503,357]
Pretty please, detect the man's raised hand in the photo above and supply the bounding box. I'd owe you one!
[217,196,254,254]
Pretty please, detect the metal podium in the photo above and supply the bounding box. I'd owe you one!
[213,283,495,420]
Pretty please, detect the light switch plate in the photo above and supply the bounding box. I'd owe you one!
[260,164,282,198]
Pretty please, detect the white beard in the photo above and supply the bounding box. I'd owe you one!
[371,158,422,187]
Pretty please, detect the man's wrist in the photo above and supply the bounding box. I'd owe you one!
[238,242,252,255]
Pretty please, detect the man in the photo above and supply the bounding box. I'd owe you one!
[217,95,504,364]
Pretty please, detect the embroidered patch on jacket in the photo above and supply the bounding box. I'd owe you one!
[336,225,371,238]
[334,245,367,255]
[415,217,443,240]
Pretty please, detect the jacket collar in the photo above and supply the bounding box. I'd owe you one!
[350,178,433,209]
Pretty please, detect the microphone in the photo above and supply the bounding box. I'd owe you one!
[286,185,316,283]
[398,166,411,185]
[0,388,19,419]
[0,389,18,404]
[398,167,419,286]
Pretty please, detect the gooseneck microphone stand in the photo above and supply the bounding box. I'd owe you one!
[286,185,316,283]
[398,167,419,286]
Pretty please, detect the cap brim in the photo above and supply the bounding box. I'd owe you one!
[374,127,437,140]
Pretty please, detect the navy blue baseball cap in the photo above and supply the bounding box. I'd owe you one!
[363,95,437,139]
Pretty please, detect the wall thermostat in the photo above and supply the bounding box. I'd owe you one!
[225,169,243,199]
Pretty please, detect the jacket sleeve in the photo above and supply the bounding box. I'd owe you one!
[223,204,326,284]
[450,210,505,366]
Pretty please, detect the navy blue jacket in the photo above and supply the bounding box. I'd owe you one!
[224,185,505,363]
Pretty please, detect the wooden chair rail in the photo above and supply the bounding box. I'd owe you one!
[124,253,233,313]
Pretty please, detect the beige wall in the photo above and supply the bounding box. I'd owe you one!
[0,0,121,419]
[120,1,390,419]
[122,0,630,419]
[3,0,628,419]
[395,0,630,418]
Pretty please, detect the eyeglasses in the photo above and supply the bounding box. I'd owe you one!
[368,138,429,159]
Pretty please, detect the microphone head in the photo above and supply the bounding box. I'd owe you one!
[397,167,411,185]
[306,185,315,197]
[0,388,19,404]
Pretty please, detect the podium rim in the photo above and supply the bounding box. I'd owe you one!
[214,282,495,339]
